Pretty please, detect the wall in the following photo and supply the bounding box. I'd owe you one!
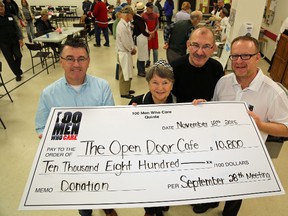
[228,0,266,40]
[260,0,288,60]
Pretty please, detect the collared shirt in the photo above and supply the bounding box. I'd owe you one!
[175,10,190,22]
[35,74,115,134]
[116,18,134,52]
[213,69,288,141]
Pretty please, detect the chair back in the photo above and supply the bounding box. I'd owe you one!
[25,43,43,51]
[73,23,85,28]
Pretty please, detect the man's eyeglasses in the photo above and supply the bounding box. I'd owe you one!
[60,56,89,64]
[189,42,214,52]
[229,53,258,61]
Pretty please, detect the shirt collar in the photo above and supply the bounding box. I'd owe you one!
[64,75,88,88]
[232,68,264,91]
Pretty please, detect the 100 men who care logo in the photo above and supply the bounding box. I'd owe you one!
[51,111,82,140]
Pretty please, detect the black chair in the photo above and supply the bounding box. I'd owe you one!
[25,43,55,74]
[0,117,6,129]
[0,61,13,102]
[73,23,89,46]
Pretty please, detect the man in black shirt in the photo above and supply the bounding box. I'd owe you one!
[0,0,23,81]
[170,26,224,103]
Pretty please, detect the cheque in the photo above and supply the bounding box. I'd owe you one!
[20,102,284,210]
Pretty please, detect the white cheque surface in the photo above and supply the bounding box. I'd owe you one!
[20,102,284,210]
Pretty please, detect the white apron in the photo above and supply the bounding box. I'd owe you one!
[136,33,149,61]
[118,51,133,81]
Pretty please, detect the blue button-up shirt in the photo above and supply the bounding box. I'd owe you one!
[35,74,115,134]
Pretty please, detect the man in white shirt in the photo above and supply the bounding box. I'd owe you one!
[116,6,136,99]
[193,35,288,216]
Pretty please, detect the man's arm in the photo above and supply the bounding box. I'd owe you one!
[248,111,288,138]
[35,92,50,138]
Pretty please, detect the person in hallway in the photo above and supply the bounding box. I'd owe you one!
[193,35,288,216]
[0,0,24,81]
[163,10,202,63]
[147,0,159,16]
[20,0,35,43]
[3,0,20,27]
[174,1,191,22]
[116,6,136,99]
[208,0,225,26]
[34,36,117,216]
[170,26,224,103]
[215,7,229,42]
[92,0,110,47]
[112,6,122,80]
[155,0,163,28]
[133,2,150,77]
[163,0,174,25]
[143,2,159,68]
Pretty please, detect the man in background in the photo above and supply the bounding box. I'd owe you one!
[0,0,24,81]
[92,0,109,47]
[164,10,202,63]
[143,2,159,68]
[116,6,136,99]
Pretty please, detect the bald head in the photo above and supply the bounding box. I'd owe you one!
[190,10,203,25]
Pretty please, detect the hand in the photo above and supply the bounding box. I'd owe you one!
[248,111,262,128]
[131,48,137,55]
[192,99,207,105]
[163,43,169,49]
[19,40,24,48]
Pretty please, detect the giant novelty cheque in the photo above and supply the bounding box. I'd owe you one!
[20,102,284,210]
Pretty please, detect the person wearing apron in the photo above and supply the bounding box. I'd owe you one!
[143,2,159,68]
[116,6,136,99]
[133,2,150,77]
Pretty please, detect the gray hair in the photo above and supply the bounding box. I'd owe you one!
[146,60,174,83]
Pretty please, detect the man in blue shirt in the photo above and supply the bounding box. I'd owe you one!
[35,36,117,216]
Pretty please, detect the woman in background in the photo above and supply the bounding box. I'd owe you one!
[20,0,35,42]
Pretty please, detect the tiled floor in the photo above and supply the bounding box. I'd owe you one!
[0,28,287,216]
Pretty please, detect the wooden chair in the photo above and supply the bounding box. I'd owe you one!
[0,61,13,102]
[25,43,55,74]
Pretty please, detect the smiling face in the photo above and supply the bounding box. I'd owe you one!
[148,74,173,104]
[187,27,215,67]
[230,39,260,84]
[60,46,90,85]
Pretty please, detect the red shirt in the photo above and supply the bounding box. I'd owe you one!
[93,1,108,28]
